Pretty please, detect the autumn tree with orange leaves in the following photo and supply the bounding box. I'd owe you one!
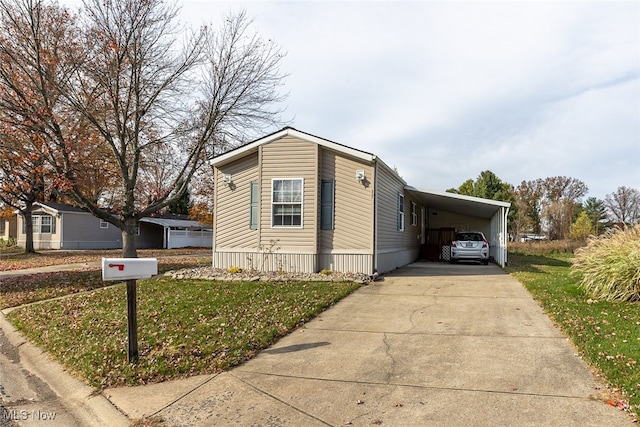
[0,0,287,257]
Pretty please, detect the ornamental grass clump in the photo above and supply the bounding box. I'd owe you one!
[572,225,640,302]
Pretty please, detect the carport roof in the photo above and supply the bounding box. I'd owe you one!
[140,217,212,230]
[405,187,510,219]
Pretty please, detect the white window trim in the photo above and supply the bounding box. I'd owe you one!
[32,215,40,234]
[271,178,304,228]
[411,201,418,226]
[398,193,405,232]
[40,215,52,233]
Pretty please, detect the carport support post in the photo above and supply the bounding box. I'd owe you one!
[126,279,139,363]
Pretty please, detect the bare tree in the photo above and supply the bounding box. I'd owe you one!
[605,186,640,225]
[0,0,288,257]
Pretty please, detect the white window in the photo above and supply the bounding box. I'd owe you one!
[411,202,417,226]
[40,215,52,233]
[397,193,405,231]
[100,219,109,229]
[272,178,303,227]
[28,214,54,234]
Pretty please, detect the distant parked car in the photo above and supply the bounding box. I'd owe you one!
[450,231,489,265]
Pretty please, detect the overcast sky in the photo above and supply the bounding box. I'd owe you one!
[178,0,639,201]
[63,0,639,200]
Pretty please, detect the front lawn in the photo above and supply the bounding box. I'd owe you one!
[506,252,640,417]
[6,277,359,388]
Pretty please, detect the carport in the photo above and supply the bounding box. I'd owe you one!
[139,217,213,249]
[405,187,510,267]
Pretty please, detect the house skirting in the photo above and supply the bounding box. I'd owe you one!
[213,250,374,274]
[376,247,421,274]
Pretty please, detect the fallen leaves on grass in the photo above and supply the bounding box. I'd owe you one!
[0,248,210,271]
[7,278,359,388]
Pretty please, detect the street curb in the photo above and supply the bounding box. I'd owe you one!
[0,310,130,427]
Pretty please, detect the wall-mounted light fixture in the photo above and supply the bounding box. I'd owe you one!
[356,170,365,183]
[223,174,232,185]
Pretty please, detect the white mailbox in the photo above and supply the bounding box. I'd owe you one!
[102,258,158,281]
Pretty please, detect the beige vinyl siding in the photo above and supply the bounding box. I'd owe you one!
[374,165,424,273]
[403,194,423,246]
[260,136,317,253]
[375,165,407,250]
[214,153,259,250]
[319,148,374,252]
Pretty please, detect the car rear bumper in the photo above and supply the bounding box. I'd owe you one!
[450,249,489,261]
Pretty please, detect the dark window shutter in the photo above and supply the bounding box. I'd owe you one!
[249,181,259,230]
[320,180,334,230]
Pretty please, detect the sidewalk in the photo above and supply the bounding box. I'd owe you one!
[102,263,633,426]
[0,261,101,280]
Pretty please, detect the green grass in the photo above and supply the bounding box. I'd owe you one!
[6,277,359,388]
[506,252,640,416]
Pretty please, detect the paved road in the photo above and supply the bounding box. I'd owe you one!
[0,323,83,426]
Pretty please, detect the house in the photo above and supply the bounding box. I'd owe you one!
[0,214,17,242]
[14,202,212,250]
[209,127,510,274]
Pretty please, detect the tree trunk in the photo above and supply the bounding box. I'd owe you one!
[23,201,35,254]
[121,217,138,258]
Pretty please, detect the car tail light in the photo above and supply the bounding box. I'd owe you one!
[482,239,488,248]
[451,240,457,247]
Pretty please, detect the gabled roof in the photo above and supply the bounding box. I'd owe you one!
[209,127,377,167]
[209,127,510,218]
[35,202,87,214]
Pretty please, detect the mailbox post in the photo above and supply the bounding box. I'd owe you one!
[102,258,157,363]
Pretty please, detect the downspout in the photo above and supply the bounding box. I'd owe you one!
[503,206,510,267]
[373,160,378,274]
[58,213,63,249]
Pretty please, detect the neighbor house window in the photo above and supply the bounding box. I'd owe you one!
[397,193,405,231]
[411,202,417,226]
[272,178,303,227]
[249,181,259,230]
[40,215,52,233]
[320,179,335,230]
[0,219,5,234]
[100,219,109,229]
[26,214,55,234]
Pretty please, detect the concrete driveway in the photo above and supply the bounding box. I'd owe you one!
[107,262,634,426]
